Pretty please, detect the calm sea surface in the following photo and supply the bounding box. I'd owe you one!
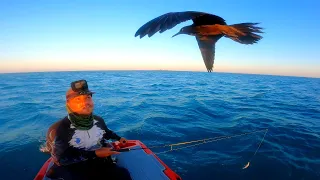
[0,71,319,180]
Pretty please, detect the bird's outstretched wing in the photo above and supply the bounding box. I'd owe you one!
[191,13,226,26]
[196,36,222,72]
[135,11,226,38]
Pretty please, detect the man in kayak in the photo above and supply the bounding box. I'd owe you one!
[45,79,132,180]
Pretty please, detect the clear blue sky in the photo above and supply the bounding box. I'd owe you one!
[1,0,319,77]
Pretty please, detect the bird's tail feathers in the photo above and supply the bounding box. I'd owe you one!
[225,23,263,44]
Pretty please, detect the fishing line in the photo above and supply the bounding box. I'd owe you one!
[116,128,268,169]
[242,128,268,169]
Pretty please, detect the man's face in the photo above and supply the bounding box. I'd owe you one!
[67,94,94,115]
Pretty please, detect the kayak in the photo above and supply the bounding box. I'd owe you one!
[34,140,182,180]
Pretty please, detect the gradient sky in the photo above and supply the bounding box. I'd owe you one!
[1,0,319,77]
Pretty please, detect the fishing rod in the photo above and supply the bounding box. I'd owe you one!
[114,128,268,169]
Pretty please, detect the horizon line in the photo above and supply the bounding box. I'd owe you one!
[0,69,319,79]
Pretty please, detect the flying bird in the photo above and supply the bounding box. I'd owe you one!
[134,11,264,72]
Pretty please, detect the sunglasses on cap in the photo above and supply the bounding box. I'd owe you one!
[67,79,94,99]
[71,80,89,93]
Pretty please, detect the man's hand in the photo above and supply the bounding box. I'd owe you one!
[95,147,120,158]
[119,137,127,145]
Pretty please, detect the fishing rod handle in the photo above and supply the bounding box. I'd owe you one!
[114,148,130,152]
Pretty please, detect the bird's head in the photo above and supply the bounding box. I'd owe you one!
[172,26,192,38]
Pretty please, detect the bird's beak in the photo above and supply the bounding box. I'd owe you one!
[172,32,181,38]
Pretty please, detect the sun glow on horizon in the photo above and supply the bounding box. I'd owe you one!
[1,58,319,78]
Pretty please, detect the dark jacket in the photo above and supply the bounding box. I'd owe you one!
[51,115,121,166]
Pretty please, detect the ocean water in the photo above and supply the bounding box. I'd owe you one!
[0,70,319,180]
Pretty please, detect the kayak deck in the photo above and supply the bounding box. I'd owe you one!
[34,140,181,180]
